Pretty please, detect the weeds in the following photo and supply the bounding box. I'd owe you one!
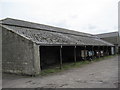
[40,55,116,76]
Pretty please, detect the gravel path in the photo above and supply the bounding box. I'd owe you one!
[2,55,118,88]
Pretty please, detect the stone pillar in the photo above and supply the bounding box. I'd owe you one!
[33,43,41,75]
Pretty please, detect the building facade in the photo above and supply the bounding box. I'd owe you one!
[0,18,114,75]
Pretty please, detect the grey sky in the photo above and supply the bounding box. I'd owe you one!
[0,0,119,34]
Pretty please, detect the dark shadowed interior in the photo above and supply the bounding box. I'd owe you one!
[40,46,60,69]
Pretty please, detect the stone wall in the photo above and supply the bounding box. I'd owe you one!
[2,27,40,75]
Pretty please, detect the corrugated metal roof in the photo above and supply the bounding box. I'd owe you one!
[0,18,113,46]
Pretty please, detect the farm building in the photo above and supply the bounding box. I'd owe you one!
[0,18,115,75]
[97,32,119,54]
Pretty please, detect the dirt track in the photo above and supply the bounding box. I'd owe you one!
[2,55,118,88]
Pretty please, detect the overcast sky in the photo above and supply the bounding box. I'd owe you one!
[0,0,119,34]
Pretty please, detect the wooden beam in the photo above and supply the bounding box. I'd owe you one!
[74,46,76,63]
[60,45,62,69]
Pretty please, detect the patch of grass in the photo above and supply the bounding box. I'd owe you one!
[93,55,116,62]
[40,66,61,76]
[40,55,117,76]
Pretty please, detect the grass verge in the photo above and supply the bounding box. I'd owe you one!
[40,55,116,76]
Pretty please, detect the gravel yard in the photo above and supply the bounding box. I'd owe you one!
[2,55,119,88]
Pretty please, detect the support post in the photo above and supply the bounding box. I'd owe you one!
[106,46,108,56]
[107,46,109,55]
[33,43,40,75]
[84,46,86,60]
[98,46,100,58]
[92,46,94,59]
[103,46,104,57]
[74,46,76,63]
[60,45,62,69]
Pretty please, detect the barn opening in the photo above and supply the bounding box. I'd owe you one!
[108,46,115,55]
[62,46,74,63]
[86,46,94,60]
[40,46,60,70]
[103,46,109,56]
[76,46,82,61]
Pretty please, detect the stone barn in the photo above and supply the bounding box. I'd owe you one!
[0,18,114,75]
[97,32,119,54]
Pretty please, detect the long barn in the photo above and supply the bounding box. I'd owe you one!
[0,18,114,75]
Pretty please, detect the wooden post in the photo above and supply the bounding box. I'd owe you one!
[60,45,62,69]
[106,46,108,56]
[84,46,86,60]
[98,46,100,58]
[103,46,104,57]
[92,46,94,59]
[74,46,76,63]
[107,46,109,55]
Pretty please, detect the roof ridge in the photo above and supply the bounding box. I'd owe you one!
[96,31,118,35]
[2,23,96,38]
[1,18,96,38]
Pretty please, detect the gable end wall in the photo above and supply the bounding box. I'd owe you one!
[2,27,40,75]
